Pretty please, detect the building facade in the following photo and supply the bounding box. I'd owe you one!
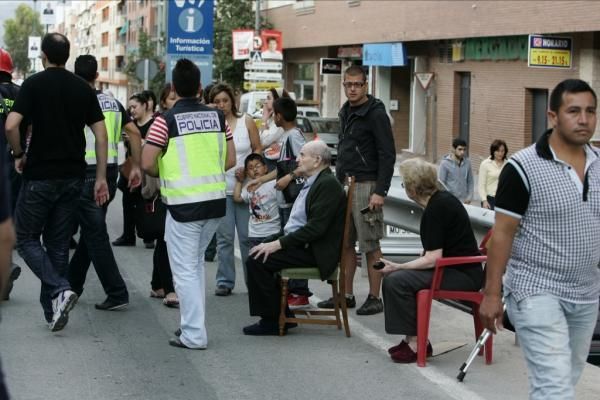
[264,0,600,169]
[96,0,128,103]
[62,0,165,105]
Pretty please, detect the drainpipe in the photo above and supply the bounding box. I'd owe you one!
[255,0,261,35]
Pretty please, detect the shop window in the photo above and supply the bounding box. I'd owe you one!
[292,63,315,101]
[437,41,453,64]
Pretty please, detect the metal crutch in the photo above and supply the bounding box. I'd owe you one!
[457,304,506,382]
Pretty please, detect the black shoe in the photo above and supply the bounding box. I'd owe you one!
[356,294,383,315]
[168,337,205,350]
[204,255,215,262]
[316,294,356,309]
[2,264,21,301]
[95,298,129,311]
[112,236,135,246]
[214,285,232,296]
[243,319,280,336]
[242,319,296,335]
[143,240,155,249]
[175,328,182,337]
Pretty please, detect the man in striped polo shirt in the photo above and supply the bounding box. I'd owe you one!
[481,79,600,400]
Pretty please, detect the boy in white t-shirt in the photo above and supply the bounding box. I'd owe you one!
[233,154,281,249]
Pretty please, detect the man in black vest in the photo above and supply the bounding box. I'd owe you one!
[0,106,15,400]
[0,48,24,301]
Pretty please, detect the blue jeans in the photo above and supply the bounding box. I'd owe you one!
[165,212,221,348]
[506,293,598,400]
[15,178,82,322]
[68,168,128,302]
[215,196,249,289]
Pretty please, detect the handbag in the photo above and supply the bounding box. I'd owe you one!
[134,194,166,240]
[276,133,305,203]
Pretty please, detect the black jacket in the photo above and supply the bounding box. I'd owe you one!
[279,168,346,280]
[336,95,396,196]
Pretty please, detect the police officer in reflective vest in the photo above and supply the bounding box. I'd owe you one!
[69,55,142,311]
[142,58,236,349]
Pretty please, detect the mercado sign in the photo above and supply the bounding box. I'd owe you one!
[528,35,571,69]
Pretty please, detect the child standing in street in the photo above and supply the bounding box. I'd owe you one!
[234,153,281,252]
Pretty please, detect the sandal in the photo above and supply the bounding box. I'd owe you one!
[163,293,179,308]
[150,289,165,298]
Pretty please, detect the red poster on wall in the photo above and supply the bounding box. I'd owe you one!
[260,30,283,60]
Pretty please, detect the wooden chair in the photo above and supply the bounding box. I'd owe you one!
[277,176,355,337]
[415,230,493,367]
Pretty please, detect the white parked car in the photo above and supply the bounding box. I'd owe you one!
[297,106,320,117]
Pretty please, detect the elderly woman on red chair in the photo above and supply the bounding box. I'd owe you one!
[378,158,484,363]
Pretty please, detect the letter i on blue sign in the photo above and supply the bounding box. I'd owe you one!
[175,0,205,33]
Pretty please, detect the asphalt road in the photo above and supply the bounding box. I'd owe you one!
[2,190,599,400]
[1,193,451,400]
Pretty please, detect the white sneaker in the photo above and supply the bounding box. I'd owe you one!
[49,290,78,332]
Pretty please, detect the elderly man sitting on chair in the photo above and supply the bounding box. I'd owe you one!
[243,140,346,335]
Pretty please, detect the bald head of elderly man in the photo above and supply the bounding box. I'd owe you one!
[243,140,347,335]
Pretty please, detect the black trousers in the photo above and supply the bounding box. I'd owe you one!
[69,169,129,302]
[246,246,317,320]
[486,195,496,210]
[151,237,174,293]
[117,174,140,239]
[0,357,8,400]
[382,266,483,336]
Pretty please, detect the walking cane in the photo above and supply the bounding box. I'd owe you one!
[457,303,506,382]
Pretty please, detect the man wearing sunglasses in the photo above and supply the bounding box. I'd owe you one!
[317,65,396,316]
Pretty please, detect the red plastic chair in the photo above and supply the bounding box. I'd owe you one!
[415,230,493,367]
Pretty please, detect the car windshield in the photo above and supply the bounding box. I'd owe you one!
[311,119,340,133]
[296,117,309,134]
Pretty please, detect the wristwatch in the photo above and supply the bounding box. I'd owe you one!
[289,172,297,180]
[11,150,24,159]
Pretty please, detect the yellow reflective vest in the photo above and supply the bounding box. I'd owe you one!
[156,99,228,221]
[85,92,123,166]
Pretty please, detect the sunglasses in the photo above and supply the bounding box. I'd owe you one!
[343,81,366,89]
